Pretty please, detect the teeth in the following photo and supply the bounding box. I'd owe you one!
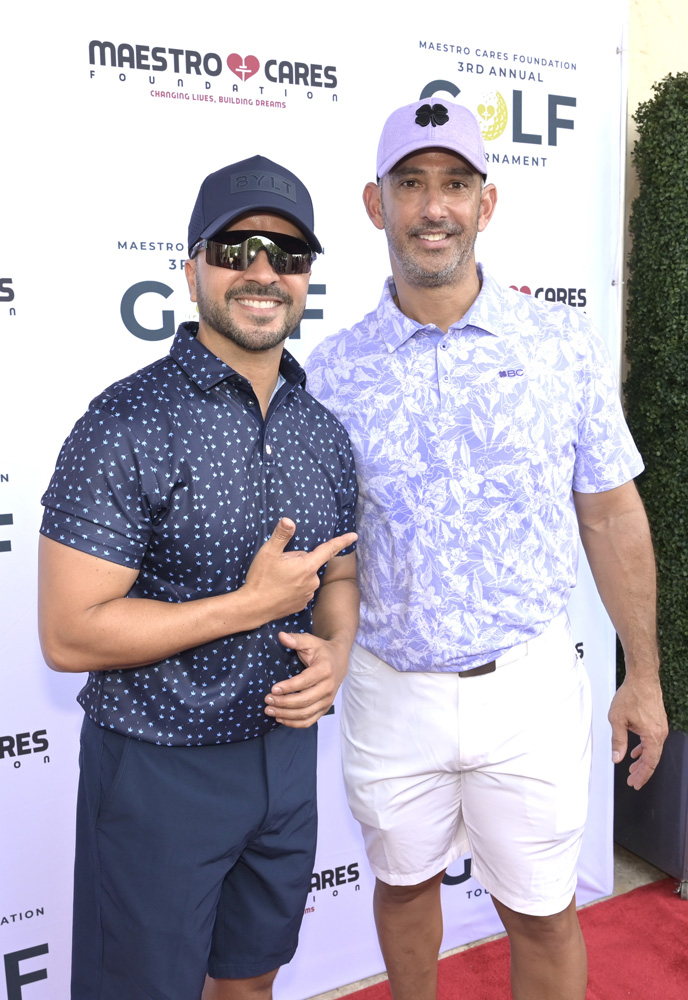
[236,298,279,309]
[419,233,448,242]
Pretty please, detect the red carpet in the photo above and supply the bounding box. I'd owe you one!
[350,878,688,999]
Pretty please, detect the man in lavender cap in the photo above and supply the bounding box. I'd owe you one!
[305,98,667,999]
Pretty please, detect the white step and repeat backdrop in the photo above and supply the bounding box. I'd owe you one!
[1,2,627,997]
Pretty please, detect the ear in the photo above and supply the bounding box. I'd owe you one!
[184,258,198,303]
[362,181,385,231]
[477,183,498,233]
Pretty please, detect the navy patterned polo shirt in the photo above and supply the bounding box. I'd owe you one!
[40,323,357,746]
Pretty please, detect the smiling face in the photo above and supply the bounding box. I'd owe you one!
[365,149,496,291]
[184,212,311,357]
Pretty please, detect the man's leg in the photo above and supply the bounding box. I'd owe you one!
[340,646,470,1000]
[72,721,253,1000]
[202,969,278,1000]
[493,895,587,1000]
[373,871,445,1000]
[206,724,318,988]
[458,615,592,1000]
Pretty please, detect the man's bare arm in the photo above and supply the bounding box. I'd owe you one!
[573,480,668,789]
[38,519,357,673]
[265,551,360,728]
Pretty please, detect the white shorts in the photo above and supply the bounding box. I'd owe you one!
[341,613,592,916]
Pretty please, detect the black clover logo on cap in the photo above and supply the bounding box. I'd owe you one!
[415,103,450,128]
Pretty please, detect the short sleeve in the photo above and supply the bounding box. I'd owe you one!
[335,432,358,554]
[40,408,157,567]
[572,320,644,492]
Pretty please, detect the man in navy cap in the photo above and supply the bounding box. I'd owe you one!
[38,155,359,1000]
[306,100,667,1000]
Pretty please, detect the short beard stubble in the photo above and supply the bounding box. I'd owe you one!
[196,279,304,352]
[380,195,481,289]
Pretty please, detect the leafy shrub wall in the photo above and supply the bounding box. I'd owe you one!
[624,72,688,733]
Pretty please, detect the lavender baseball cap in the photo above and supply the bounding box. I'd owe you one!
[376,98,487,179]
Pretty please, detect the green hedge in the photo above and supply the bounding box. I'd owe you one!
[623,72,688,733]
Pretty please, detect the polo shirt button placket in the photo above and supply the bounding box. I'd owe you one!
[437,337,451,407]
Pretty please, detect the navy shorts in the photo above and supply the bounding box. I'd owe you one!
[71,717,318,1000]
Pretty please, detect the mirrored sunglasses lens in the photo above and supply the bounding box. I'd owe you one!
[206,234,312,274]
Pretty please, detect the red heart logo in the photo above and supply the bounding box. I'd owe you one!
[227,53,260,81]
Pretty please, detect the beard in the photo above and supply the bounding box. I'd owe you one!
[381,202,480,289]
[195,280,304,352]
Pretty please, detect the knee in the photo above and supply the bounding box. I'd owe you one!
[497,898,581,947]
[375,871,445,906]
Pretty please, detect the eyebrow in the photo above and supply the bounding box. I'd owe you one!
[389,164,476,180]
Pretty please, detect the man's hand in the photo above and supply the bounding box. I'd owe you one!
[243,518,357,623]
[264,547,359,729]
[264,631,350,728]
[608,674,668,789]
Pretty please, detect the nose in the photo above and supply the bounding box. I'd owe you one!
[420,183,448,222]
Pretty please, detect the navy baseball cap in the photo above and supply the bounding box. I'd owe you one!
[187,154,322,255]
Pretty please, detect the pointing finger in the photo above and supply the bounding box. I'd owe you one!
[306,532,358,570]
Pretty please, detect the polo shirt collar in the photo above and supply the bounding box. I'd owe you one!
[170,322,306,390]
[377,264,504,352]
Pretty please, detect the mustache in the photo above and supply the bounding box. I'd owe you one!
[225,283,293,305]
[407,224,463,238]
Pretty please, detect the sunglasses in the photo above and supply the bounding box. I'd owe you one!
[190,230,318,275]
